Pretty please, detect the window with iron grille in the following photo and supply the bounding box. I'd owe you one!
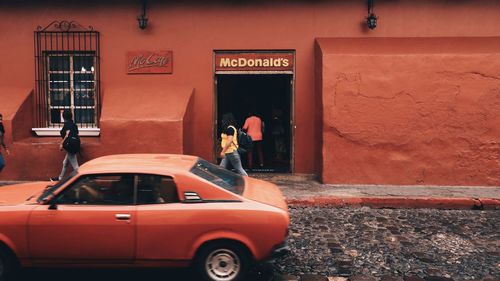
[34,21,100,131]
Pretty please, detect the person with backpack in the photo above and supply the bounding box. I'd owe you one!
[0,113,10,173]
[219,113,248,176]
[243,111,264,170]
[52,110,80,181]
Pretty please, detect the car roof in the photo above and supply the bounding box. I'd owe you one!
[78,154,199,175]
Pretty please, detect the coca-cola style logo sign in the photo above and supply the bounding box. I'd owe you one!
[126,51,173,74]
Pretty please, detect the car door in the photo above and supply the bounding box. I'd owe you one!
[135,174,187,261]
[28,173,137,264]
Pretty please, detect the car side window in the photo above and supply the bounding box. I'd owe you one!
[56,174,135,205]
[137,174,179,204]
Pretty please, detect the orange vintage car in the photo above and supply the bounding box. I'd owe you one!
[0,154,289,281]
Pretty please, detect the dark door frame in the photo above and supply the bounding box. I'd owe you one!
[212,50,295,173]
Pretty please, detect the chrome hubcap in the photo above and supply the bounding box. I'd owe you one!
[205,248,240,281]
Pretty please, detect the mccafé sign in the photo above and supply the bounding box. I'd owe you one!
[127,50,173,74]
[215,52,294,72]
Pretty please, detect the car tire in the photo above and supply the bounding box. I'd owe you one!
[0,248,17,281]
[195,241,251,281]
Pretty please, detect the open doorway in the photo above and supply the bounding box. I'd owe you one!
[216,74,293,173]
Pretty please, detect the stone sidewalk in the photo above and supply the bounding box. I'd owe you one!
[250,174,500,209]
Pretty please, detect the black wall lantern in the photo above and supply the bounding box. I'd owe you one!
[366,0,378,30]
[137,0,148,30]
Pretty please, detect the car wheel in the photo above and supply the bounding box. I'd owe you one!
[195,242,250,281]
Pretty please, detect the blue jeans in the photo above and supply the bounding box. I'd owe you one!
[58,153,79,180]
[220,151,248,176]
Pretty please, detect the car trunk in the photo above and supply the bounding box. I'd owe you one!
[242,177,288,211]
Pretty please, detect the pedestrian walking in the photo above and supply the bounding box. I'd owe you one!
[271,108,286,161]
[52,110,80,181]
[0,113,10,172]
[219,113,248,176]
[243,111,264,170]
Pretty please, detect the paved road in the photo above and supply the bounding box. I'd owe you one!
[15,206,500,281]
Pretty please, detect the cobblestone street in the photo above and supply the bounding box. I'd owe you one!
[274,206,499,281]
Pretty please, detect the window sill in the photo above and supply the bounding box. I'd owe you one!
[32,128,101,137]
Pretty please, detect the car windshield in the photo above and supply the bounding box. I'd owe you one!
[37,175,75,203]
[190,159,245,195]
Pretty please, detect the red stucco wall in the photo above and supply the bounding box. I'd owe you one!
[318,38,500,185]
[0,1,499,183]
[99,85,194,154]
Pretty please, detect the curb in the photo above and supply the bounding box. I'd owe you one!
[286,197,500,210]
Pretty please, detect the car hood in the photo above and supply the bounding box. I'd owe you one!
[0,182,48,206]
[242,177,288,211]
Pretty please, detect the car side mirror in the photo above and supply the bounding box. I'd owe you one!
[183,191,203,203]
[48,201,58,210]
[42,196,58,210]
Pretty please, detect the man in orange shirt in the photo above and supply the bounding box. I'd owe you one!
[243,112,264,170]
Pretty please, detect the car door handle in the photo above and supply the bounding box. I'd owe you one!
[115,214,131,220]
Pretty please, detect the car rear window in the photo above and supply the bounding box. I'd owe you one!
[190,159,245,195]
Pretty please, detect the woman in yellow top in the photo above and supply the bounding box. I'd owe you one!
[219,113,248,176]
